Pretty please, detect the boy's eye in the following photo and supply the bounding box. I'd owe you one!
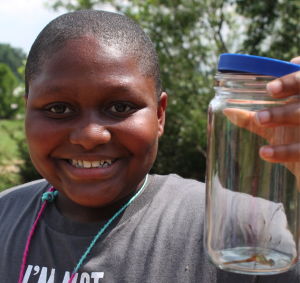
[50,105,72,114]
[109,103,131,113]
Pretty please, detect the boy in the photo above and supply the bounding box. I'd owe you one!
[0,10,299,283]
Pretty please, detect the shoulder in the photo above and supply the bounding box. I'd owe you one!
[153,173,205,188]
[151,174,206,214]
[0,179,50,218]
[153,173,205,195]
[0,179,49,200]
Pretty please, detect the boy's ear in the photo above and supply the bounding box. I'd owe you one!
[23,93,28,109]
[157,92,167,138]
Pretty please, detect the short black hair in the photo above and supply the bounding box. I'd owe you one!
[25,10,162,100]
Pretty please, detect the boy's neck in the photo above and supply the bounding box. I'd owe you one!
[55,186,141,223]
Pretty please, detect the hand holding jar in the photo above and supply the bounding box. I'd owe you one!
[205,54,300,275]
[223,56,300,190]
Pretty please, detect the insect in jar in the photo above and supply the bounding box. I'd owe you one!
[219,217,285,270]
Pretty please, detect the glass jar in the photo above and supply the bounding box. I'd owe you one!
[204,54,300,275]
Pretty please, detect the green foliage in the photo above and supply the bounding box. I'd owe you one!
[0,120,24,192]
[15,135,43,183]
[235,0,300,60]
[42,0,299,181]
[0,63,21,119]
[0,44,27,82]
[0,0,297,191]
[0,154,20,192]
[1,123,42,185]
[0,58,35,190]
[47,0,239,180]
[0,119,25,159]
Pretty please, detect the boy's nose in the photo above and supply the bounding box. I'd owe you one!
[69,120,111,150]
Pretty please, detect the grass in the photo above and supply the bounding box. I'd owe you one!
[0,119,25,191]
[0,119,25,160]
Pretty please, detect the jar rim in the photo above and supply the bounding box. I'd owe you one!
[214,72,277,81]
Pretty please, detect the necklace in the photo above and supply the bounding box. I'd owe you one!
[18,174,149,283]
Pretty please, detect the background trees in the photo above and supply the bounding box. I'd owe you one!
[0,63,18,119]
[235,0,300,60]
[0,1,298,190]
[47,0,241,181]
[0,44,40,192]
[0,44,26,119]
[47,0,299,181]
[0,44,27,82]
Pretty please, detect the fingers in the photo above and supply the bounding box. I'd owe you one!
[260,144,300,163]
[266,70,300,99]
[223,108,266,138]
[291,56,300,65]
[223,107,300,164]
[222,108,254,128]
[254,101,300,127]
[266,56,300,99]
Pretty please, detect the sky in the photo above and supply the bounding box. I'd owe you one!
[0,0,115,55]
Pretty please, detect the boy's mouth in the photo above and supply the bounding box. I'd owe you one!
[66,159,117,169]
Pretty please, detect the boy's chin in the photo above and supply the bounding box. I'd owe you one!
[58,184,125,208]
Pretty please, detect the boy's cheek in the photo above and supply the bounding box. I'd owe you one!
[25,116,66,147]
[25,112,67,168]
[118,114,159,148]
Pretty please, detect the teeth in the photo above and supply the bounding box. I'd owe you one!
[92,161,100,167]
[83,161,92,168]
[69,159,115,168]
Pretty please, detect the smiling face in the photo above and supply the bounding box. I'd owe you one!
[25,36,167,210]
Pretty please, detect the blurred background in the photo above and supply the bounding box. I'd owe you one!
[0,0,299,192]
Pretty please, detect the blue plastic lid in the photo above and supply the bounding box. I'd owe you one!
[218,53,300,77]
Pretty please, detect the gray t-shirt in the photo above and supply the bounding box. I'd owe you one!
[0,174,299,283]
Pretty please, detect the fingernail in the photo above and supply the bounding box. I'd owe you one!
[255,111,270,125]
[267,81,283,97]
[261,147,274,158]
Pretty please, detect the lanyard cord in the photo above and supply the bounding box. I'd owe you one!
[18,174,149,283]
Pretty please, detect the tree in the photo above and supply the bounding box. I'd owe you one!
[235,0,300,60]
[0,44,27,82]
[45,0,299,181]
[47,0,237,181]
[0,63,19,119]
[44,0,244,181]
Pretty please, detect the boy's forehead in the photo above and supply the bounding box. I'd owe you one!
[48,37,136,75]
[29,37,157,100]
